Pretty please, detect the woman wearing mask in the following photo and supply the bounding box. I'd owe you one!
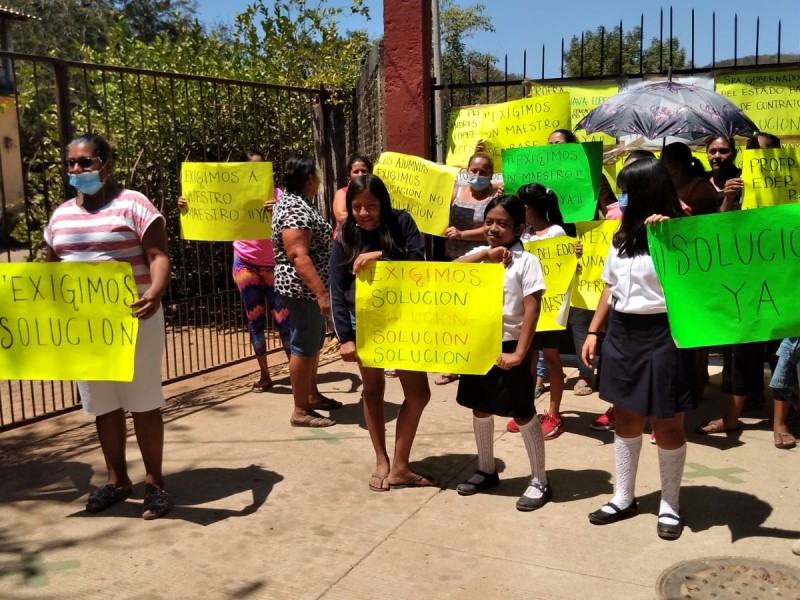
[435,151,499,386]
[45,133,171,519]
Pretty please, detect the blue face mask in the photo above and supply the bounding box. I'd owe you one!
[466,175,491,191]
[617,192,629,213]
[69,171,104,196]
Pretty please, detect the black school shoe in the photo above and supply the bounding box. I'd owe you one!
[657,513,683,540]
[457,470,499,496]
[515,481,552,512]
[588,499,638,525]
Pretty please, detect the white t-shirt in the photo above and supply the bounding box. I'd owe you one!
[601,245,666,314]
[520,223,567,243]
[466,241,546,341]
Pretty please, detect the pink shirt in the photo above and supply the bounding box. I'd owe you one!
[232,188,281,266]
[44,189,164,293]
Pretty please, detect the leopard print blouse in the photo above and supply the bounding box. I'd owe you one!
[272,191,332,300]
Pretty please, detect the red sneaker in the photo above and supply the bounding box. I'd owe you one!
[590,407,615,431]
[507,418,520,433]
[539,413,564,439]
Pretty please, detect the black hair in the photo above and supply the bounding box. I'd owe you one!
[68,133,114,163]
[745,133,781,150]
[467,151,494,173]
[515,183,565,227]
[614,158,682,257]
[346,155,373,174]
[339,174,408,265]
[625,149,656,164]
[483,194,526,228]
[661,142,707,178]
[549,129,578,143]
[243,148,265,161]
[706,136,737,155]
[282,155,317,195]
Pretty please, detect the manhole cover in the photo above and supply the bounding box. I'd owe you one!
[657,556,800,599]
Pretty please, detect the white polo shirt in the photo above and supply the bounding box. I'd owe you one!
[467,242,546,341]
[601,245,666,314]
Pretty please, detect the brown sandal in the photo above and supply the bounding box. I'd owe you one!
[290,412,336,428]
[774,431,797,449]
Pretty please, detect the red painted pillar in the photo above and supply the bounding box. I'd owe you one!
[383,0,432,159]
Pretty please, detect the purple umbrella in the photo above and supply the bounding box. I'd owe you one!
[575,81,758,140]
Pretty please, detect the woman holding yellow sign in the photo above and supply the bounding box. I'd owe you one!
[329,174,435,491]
[436,150,500,386]
[45,133,172,520]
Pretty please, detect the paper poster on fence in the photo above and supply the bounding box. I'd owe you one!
[355,262,503,374]
[523,238,577,331]
[572,219,619,309]
[373,152,455,236]
[180,162,273,241]
[446,94,571,172]
[0,262,139,381]
[502,142,603,223]
[715,70,800,136]
[529,81,619,146]
[741,148,800,208]
[647,204,800,348]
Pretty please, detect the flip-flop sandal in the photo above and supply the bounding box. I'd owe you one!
[573,382,593,396]
[434,374,459,386]
[695,419,741,435]
[290,412,336,428]
[388,474,438,489]
[368,472,390,492]
[85,483,132,513]
[308,396,343,410]
[251,381,274,393]
[534,385,545,399]
[142,488,171,520]
[774,431,797,449]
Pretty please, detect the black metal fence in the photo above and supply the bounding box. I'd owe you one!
[0,51,334,430]
[430,8,800,160]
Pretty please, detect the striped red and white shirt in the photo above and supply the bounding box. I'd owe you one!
[44,189,165,293]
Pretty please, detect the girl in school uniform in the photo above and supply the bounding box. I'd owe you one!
[507,183,568,439]
[329,174,436,491]
[581,158,696,540]
[454,195,551,512]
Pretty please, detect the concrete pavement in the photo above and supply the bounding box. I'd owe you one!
[1,344,799,599]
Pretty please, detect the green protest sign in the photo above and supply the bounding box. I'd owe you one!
[647,204,800,348]
[501,142,602,223]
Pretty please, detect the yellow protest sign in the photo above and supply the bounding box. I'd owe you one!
[741,148,800,208]
[529,81,619,146]
[355,261,504,374]
[715,70,800,136]
[446,94,571,171]
[180,162,273,241]
[523,238,578,331]
[572,220,619,309]
[0,262,139,381]
[373,152,455,236]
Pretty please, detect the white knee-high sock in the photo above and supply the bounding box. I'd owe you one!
[519,417,547,490]
[658,443,686,524]
[602,433,642,513]
[473,415,495,474]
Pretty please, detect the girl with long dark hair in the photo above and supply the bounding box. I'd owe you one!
[582,158,696,540]
[329,174,436,491]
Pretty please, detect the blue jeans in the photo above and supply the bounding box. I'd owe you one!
[770,338,800,406]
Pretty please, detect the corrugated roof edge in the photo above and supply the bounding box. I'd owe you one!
[0,5,39,21]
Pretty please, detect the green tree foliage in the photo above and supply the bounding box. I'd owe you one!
[439,0,495,81]
[6,0,196,58]
[564,25,687,77]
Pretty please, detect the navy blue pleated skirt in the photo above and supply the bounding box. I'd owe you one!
[598,310,696,418]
